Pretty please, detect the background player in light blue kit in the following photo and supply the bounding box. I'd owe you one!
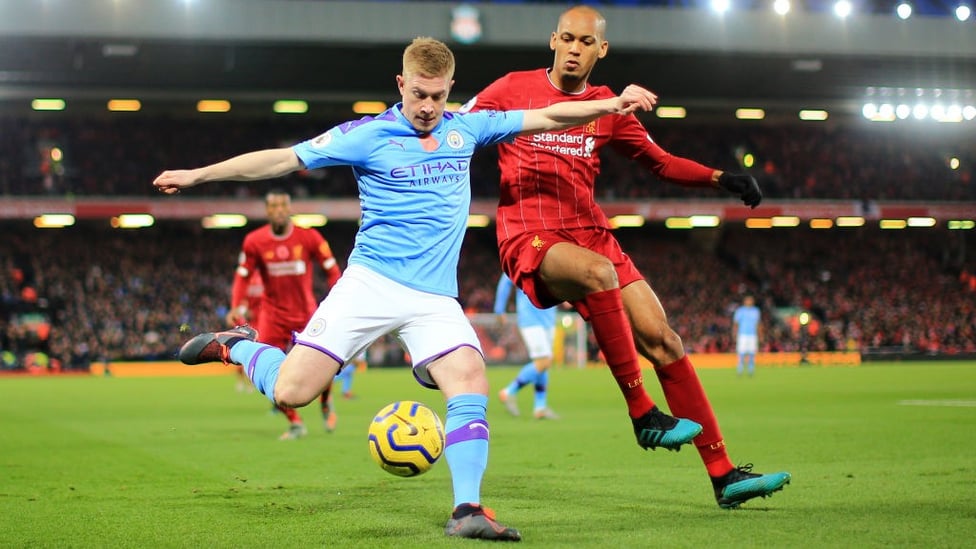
[733,294,762,376]
[494,273,560,419]
[153,37,660,542]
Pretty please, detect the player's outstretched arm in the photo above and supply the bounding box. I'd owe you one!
[519,84,657,136]
[153,148,303,194]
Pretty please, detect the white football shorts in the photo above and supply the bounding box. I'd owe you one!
[519,325,555,360]
[293,264,483,389]
[736,334,758,354]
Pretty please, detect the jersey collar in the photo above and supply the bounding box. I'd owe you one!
[545,68,587,96]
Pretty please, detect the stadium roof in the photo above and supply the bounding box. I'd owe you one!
[1,0,974,121]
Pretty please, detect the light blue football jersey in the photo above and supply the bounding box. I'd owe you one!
[293,104,524,297]
[733,304,761,336]
[493,274,557,329]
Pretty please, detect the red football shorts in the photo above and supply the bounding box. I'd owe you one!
[256,316,305,352]
[498,226,643,314]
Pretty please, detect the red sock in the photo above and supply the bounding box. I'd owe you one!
[582,289,654,418]
[278,405,302,424]
[654,355,734,477]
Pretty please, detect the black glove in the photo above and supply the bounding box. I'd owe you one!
[718,172,762,208]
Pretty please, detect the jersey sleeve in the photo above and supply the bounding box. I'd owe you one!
[464,109,525,148]
[610,115,717,187]
[230,237,258,311]
[292,124,366,171]
[308,229,342,289]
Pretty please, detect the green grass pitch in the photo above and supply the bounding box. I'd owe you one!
[1,362,974,548]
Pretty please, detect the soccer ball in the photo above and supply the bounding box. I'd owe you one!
[367,400,445,477]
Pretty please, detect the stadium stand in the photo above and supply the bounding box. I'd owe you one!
[2,219,973,370]
[1,117,972,201]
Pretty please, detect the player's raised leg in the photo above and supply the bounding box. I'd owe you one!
[179,325,341,411]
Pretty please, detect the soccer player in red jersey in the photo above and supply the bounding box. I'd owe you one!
[461,5,790,508]
[231,190,342,439]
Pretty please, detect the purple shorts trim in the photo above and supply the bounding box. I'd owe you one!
[412,343,483,390]
[294,340,345,366]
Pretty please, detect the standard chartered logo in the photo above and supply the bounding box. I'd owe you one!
[530,132,593,158]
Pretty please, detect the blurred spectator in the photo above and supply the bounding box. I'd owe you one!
[2,220,974,370]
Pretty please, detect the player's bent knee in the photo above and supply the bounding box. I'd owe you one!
[659,329,685,361]
[426,347,489,396]
[275,387,322,408]
[636,326,684,365]
[581,258,619,290]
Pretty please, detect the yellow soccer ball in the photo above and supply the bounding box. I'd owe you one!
[367,400,445,477]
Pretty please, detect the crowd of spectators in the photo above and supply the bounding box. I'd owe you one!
[2,112,973,371]
[1,116,972,201]
[2,220,973,372]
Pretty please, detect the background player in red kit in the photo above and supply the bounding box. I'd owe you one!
[231,190,342,439]
[461,4,790,508]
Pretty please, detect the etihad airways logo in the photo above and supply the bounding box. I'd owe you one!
[529,132,595,158]
[390,159,468,187]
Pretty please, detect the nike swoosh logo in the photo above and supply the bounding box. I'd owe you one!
[468,422,489,435]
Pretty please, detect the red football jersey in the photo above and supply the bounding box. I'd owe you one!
[232,224,341,328]
[466,68,715,239]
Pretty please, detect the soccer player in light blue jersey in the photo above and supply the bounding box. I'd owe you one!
[153,37,658,542]
[733,294,762,376]
[494,273,560,419]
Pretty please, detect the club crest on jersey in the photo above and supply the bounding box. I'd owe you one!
[446,130,464,149]
[311,131,333,149]
[531,235,545,250]
[306,318,326,337]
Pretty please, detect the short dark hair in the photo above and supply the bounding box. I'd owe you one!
[266,189,290,203]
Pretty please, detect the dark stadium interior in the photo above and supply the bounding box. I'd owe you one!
[1,0,974,371]
[4,35,975,113]
[3,220,974,369]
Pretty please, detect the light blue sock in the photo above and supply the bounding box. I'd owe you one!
[737,355,744,375]
[747,355,756,376]
[444,394,489,509]
[533,369,549,411]
[506,362,537,395]
[230,340,285,404]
